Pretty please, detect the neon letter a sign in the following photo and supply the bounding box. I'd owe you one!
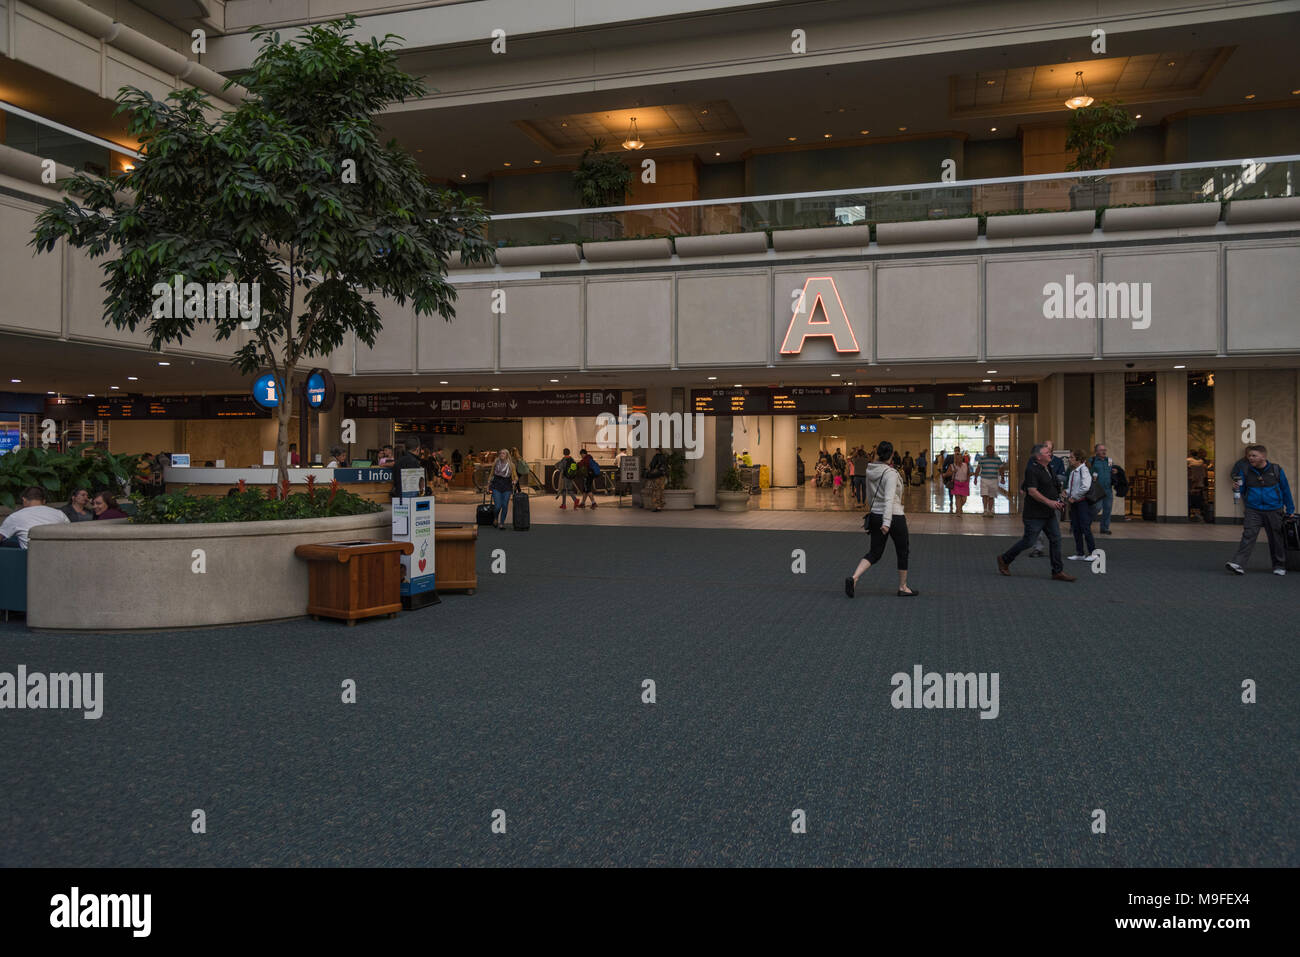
[780,277,859,354]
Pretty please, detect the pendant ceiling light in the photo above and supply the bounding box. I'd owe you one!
[1065,71,1094,110]
[622,116,644,151]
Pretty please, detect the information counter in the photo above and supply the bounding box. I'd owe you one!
[164,466,395,504]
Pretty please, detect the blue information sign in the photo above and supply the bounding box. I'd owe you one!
[251,373,281,409]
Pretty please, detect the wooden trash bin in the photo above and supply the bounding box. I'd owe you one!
[434,524,478,594]
[294,540,414,625]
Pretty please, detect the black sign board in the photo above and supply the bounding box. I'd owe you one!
[772,387,852,414]
[692,383,1038,416]
[941,383,1037,413]
[46,395,267,420]
[691,389,772,415]
[344,391,623,419]
[854,386,937,413]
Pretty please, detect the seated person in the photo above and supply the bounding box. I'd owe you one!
[0,486,71,548]
[62,487,95,522]
[91,491,129,520]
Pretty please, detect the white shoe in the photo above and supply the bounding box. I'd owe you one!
[1225,562,1245,575]
[1274,568,1287,576]
[1067,554,1087,561]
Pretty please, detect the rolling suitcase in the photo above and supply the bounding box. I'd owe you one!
[476,491,495,527]
[1141,500,1156,521]
[512,491,530,530]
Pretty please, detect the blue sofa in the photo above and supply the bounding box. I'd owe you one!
[0,547,27,619]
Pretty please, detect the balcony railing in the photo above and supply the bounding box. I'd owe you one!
[484,156,1299,251]
[0,100,140,178]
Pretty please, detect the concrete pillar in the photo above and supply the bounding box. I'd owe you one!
[689,415,718,506]
[1040,373,1067,446]
[1156,371,1188,520]
[1092,372,1125,467]
[1214,371,1247,522]
[1063,373,1092,452]
[522,418,544,469]
[1214,369,1300,523]
[772,415,798,486]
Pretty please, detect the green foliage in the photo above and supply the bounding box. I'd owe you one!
[130,488,381,524]
[1065,100,1137,173]
[29,15,490,477]
[572,139,633,208]
[0,444,144,509]
[665,451,689,491]
[718,467,746,492]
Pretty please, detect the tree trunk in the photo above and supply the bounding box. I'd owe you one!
[276,366,294,485]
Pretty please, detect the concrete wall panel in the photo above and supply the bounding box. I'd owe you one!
[498,280,582,371]
[355,293,415,373]
[417,285,495,372]
[1101,248,1218,355]
[586,276,672,368]
[876,261,979,361]
[986,255,1095,360]
[0,197,62,335]
[676,271,767,367]
[1225,244,1300,352]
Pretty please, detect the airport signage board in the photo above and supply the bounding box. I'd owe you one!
[692,383,1037,415]
[45,395,267,419]
[344,391,622,418]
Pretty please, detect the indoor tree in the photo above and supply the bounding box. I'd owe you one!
[1065,99,1137,173]
[31,16,491,481]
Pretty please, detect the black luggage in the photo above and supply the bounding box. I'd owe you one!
[476,493,495,527]
[1141,500,1156,521]
[1284,514,1300,551]
[512,492,530,530]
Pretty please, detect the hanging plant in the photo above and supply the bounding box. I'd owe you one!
[572,139,633,208]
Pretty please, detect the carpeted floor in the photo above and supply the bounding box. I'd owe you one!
[1,525,1295,867]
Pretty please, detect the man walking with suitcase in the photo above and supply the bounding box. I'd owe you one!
[1225,444,1295,576]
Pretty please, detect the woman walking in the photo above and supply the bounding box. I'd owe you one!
[951,453,971,516]
[845,441,919,598]
[489,448,517,529]
[1066,449,1097,560]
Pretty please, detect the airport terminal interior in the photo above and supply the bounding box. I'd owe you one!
[0,0,1296,872]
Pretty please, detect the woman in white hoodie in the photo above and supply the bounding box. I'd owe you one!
[845,441,919,598]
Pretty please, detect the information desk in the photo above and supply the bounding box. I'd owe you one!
[164,466,395,504]
[294,539,413,625]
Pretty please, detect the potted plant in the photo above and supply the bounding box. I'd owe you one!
[572,139,632,240]
[1065,100,1136,210]
[662,451,695,510]
[716,467,749,512]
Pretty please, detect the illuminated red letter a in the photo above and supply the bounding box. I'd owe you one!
[780,277,859,354]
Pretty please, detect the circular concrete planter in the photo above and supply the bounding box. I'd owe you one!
[662,489,696,511]
[25,511,393,631]
[716,490,749,512]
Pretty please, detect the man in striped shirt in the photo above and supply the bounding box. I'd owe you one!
[977,445,1006,516]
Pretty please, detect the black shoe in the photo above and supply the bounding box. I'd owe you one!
[897,587,919,597]
[844,577,855,598]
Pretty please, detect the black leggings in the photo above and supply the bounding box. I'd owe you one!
[864,512,909,570]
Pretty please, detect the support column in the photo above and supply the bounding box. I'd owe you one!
[1039,373,1067,446]
[1156,371,1188,520]
[688,415,718,506]
[772,415,798,486]
[522,418,544,470]
[1213,371,1247,523]
[1092,372,1125,467]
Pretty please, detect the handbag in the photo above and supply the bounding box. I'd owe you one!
[1085,475,1105,504]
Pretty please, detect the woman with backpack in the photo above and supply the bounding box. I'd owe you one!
[577,449,600,509]
[489,449,517,529]
[511,447,530,492]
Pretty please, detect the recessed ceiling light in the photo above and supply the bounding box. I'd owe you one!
[560,121,568,127]
[1174,364,1186,369]
[110,385,119,390]
[460,173,467,179]
[1244,93,1255,100]
[86,393,94,397]
[714,152,720,156]
[983,379,992,383]
[823,133,832,139]
[10,378,20,383]
[898,126,908,132]
[787,136,797,141]
[416,148,423,153]
[987,370,997,374]
[439,380,449,385]
[707,376,717,381]
[157,361,170,366]
[532,159,541,165]
[127,376,138,381]
[503,162,512,167]
[46,391,55,395]
[491,387,500,391]
[700,109,709,115]
[733,383,742,387]
[1135,114,1142,119]
[990,126,998,132]
[1293,89,1300,95]
[1167,61,1175,67]
[550,379,559,383]
[860,130,870,135]
[985,79,996,86]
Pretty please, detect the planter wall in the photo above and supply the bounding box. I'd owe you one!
[673,232,769,257]
[985,210,1095,240]
[1225,197,1300,225]
[494,244,582,266]
[876,218,979,245]
[715,490,749,512]
[582,237,673,262]
[1101,202,1221,232]
[771,224,871,252]
[26,511,393,631]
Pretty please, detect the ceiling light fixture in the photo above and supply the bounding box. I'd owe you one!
[1135,114,1142,119]
[983,379,992,383]
[550,379,559,383]
[1065,71,1094,110]
[707,376,717,381]
[787,136,797,142]
[859,130,869,135]
[715,151,721,156]
[985,79,996,86]
[439,380,449,385]
[110,385,119,390]
[733,383,742,388]
[830,373,841,377]
[700,109,709,115]
[823,133,832,138]
[990,127,998,132]
[1174,364,1186,369]
[158,361,170,366]
[897,126,907,131]
[503,162,512,167]
[533,159,541,165]
[622,116,644,151]
[1244,93,1255,100]
[127,376,138,381]
[987,370,998,374]
[10,378,19,383]
[460,173,467,179]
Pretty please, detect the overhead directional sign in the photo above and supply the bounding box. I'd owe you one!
[344,390,622,418]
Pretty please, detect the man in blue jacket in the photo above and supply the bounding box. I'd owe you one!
[1225,444,1295,576]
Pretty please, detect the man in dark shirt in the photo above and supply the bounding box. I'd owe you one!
[996,442,1074,580]
[391,442,423,498]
